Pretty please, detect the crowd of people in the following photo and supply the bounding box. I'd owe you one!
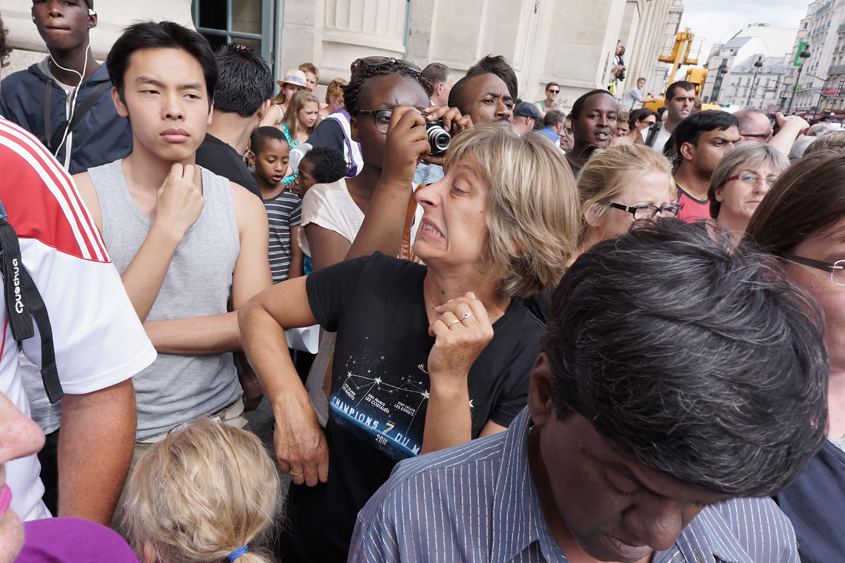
[0,4,842,563]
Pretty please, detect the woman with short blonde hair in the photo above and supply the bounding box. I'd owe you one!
[576,143,677,252]
[123,419,281,563]
[239,122,580,560]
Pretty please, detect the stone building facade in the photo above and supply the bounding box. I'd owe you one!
[1,0,680,109]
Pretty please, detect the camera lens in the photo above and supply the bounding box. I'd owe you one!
[425,121,451,156]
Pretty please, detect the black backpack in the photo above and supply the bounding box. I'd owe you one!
[0,198,62,403]
[644,123,662,148]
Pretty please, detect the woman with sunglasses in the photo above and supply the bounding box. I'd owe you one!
[533,81,567,118]
[613,107,659,146]
[706,143,788,238]
[744,151,845,563]
[575,143,679,260]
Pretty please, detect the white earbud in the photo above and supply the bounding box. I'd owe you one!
[88,9,96,16]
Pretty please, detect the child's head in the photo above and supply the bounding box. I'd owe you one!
[292,145,347,198]
[248,126,290,188]
[283,90,320,138]
[123,418,281,563]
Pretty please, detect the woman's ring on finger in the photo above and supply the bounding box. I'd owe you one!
[461,312,473,320]
[290,471,303,476]
[447,319,461,328]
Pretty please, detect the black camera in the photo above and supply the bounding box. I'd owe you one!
[425,119,451,156]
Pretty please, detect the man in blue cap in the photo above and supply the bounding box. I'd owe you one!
[512,101,543,136]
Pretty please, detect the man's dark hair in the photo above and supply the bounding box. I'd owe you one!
[343,58,433,115]
[421,62,451,86]
[300,146,347,184]
[543,109,566,128]
[673,110,739,149]
[570,89,613,121]
[212,43,273,118]
[542,218,828,497]
[666,80,695,101]
[467,55,518,100]
[0,13,11,68]
[250,126,288,155]
[629,107,658,130]
[106,21,217,107]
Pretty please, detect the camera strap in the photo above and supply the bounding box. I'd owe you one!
[0,198,63,404]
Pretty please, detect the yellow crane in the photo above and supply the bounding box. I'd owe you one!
[642,28,720,112]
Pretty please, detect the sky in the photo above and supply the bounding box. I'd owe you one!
[677,0,808,64]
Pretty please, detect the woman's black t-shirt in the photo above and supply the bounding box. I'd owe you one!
[281,252,544,561]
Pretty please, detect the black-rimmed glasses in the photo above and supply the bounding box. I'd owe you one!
[608,202,683,220]
[358,56,421,73]
[356,109,394,133]
[780,253,845,286]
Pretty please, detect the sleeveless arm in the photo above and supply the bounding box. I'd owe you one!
[142,181,273,355]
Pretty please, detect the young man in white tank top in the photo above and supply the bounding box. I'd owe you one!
[71,22,272,529]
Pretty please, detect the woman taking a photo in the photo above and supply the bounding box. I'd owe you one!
[240,123,580,562]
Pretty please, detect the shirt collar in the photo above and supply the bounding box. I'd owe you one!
[490,408,568,562]
[489,408,755,563]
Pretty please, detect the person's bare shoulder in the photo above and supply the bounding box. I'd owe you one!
[73,171,103,233]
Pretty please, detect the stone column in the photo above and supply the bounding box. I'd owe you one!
[0,0,194,76]
[283,0,409,86]
[625,0,672,98]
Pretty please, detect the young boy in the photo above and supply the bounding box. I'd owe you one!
[291,145,348,199]
[291,145,347,276]
[70,21,272,530]
[0,0,132,173]
[249,126,304,283]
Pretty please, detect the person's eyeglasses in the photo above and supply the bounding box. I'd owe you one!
[780,253,845,286]
[726,173,778,187]
[608,202,683,219]
[642,120,656,127]
[549,89,560,94]
[740,131,773,139]
[356,109,394,133]
[359,56,421,74]
[564,128,574,135]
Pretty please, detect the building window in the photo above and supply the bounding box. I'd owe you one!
[192,0,276,74]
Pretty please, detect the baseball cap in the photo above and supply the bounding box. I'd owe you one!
[513,102,542,120]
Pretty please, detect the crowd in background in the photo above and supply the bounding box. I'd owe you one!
[0,3,842,563]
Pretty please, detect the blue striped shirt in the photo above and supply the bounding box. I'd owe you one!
[350,408,799,563]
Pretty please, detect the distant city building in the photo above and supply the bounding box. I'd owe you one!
[782,0,845,119]
[700,24,798,108]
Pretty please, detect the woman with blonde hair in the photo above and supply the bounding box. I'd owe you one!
[320,78,348,118]
[239,122,580,561]
[260,69,311,127]
[123,419,281,563]
[576,143,679,255]
[281,90,321,146]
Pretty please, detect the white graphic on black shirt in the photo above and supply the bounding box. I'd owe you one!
[330,358,430,459]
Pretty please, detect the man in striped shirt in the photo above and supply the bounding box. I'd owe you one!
[350,220,828,563]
